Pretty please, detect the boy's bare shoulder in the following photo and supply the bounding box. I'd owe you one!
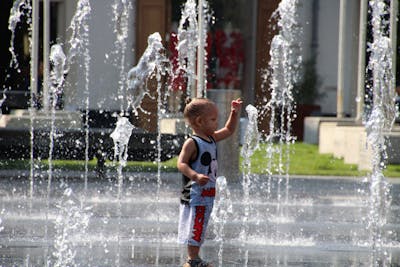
[179,137,198,162]
[183,137,196,146]
[183,137,199,152]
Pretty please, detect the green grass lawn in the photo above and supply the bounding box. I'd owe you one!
[248,142,400,177]
[0,158,178,173]
[1,142,399,177]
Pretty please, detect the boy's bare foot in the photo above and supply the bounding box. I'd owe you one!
[183,257,213,267]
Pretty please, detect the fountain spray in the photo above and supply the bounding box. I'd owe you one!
[110,115,134,266]
[53,189,92,267]
[176,0,198,99]
[6,0,35,215]
[212,176,233,267]
[109,2,139,262]
[240,104,260,266]
[5,0,91,264]
[365,0,397,265]
[65,0,92,196]
[114,31,171,266]
[126,33,169,114]
[112,0,132,113]
[263,0,302,211]
[46,43,67,233]
[8,0,30,71]
[176,0,212,98]
[45,0,91,265]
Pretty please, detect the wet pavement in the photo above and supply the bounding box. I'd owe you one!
[0,170,399,266]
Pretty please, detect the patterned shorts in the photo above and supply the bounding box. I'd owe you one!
[177,203,213,246]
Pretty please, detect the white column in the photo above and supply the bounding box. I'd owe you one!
[337,0,347,118]
[43,0,51,110]
[30,0,39,106]
[356,0,368,122]
[197,0,205,98]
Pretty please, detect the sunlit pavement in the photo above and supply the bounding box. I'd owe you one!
[0,171,399,266]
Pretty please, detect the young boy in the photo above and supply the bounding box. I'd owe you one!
[177,97,243,267]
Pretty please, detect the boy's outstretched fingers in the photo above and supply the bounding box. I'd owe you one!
[231,98,243,111]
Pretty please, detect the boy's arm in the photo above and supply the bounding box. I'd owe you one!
[177,139,210,186]
[213,98,243,142]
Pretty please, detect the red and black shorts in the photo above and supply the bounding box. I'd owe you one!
[177,203,213,246]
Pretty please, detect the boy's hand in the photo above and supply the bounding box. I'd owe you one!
[194,173,210,186]
[231,98,243,113]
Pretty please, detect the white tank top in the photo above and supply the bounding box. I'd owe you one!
[180,135,217,206]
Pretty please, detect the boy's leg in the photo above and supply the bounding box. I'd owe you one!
[187,244,200,260]
[184,247,213,267]
[183,205,214,267]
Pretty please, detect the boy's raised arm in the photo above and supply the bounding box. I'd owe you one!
[213,98,243,142]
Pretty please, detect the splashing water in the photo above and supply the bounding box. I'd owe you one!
[125,30,171,266]
[240,104,260,217]
[8,0,30,70]
[264,0,302,211]
[110,114,135,266]
[50,44,67,106]
[56,0,91,112]
[121,30,171,266]
[110,117,134,167]
[67,0,91,68]
[127,32,170,114]
[196,0,212,97]
[53,188,92,267]
[240,104,260,266]
[110,115,135,266]
[6,0,400,266]
[153,33,173,266]
[1,0,30,114]
[176,0,212,98]
[67,0,91,196]
[112,0,131,44]
[112,0,132,112]
[212,176,233,267]
[40,44,69,266]
[43,0,91,189]
[46,44,67,235]
[176,0,197,97]
[365,0,396,265]
[241,105,260,160]
[44,1,91,265]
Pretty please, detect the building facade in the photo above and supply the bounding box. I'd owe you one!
[1,0,398,136]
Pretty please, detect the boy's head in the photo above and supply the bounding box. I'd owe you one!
[183,98,217,127]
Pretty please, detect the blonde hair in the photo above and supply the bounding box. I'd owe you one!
[183,98,216,125]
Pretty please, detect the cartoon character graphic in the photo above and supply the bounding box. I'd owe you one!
[200,151,217,183]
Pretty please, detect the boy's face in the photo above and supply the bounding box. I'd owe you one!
[201,105,218,135]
